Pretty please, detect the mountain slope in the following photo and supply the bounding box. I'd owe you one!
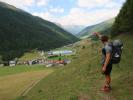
[18,33,133,100]
[112,0,133,36]
[77,18,114,38]
[63,25,85,35]
[0,2,79,62]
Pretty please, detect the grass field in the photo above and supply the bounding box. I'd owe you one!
[17,33,133,100]
[0,65,55,100]
[0,65,50,76]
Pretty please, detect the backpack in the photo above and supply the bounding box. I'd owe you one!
[110,40,123,64]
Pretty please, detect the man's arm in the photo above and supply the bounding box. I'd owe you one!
[102,52,111,72]
[93,32,102,38]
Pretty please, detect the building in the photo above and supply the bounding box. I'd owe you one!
[48,50,74,56]
[9,61,16,67]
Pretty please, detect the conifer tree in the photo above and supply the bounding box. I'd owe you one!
[112,0,133,36]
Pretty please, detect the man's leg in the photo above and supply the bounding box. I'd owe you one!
[101,75,111,91]
[105,63,112,89]
[105,75,111,90]
[105,75,111,87]
[101,63,112,91]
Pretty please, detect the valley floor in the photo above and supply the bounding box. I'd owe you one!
[0,66,53,100]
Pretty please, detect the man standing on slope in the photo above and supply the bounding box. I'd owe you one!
[94,32,112,92]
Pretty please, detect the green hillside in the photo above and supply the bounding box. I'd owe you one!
[112,0,133,36]
[0,2,79,62]
[18,33,133,100]
[77,18,114,38]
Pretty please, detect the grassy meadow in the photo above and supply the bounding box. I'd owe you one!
[0,65,55,100]
[17,33,133,100]
[0,65,50,76]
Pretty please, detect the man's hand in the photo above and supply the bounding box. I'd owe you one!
[102,65,106,72]
[93,32,100,37]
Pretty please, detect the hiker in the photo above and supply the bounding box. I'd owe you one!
[94,32,112,92]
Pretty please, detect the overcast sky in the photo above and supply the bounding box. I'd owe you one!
[0,0,126,26]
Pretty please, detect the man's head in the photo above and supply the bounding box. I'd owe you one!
[101,35,109,44]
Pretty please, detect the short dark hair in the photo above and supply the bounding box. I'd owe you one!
[101,35,109,42]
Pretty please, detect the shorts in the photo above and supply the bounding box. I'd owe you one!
[103,62,112,75]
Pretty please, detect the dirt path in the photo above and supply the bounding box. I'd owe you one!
[0,70,53,100]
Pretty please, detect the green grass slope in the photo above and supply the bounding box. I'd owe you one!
[77,18,114,38]
[0,1,79,61]
[18,33,133,100]
[0,65,53,77]
[0,66,54,100]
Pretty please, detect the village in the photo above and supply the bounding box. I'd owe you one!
[7,44,77,67]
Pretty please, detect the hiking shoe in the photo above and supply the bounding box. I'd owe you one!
[101,85,110,92]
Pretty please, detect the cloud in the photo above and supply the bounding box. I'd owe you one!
[0,0,51,9]
[57,0,126,26]
[36,0,50,6]
[32,0,125,26]
[0,0,126,26]
[77,0,124,9]
[57,7,119,26]
[0,0,34,9]
[33,12,56,21]
[32,7,64,22]
[32,6,120,26]
[49,7,64,13]
[78,0,110,8]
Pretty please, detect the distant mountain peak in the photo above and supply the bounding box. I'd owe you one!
[62,25,86,35]
[77,18,115,38]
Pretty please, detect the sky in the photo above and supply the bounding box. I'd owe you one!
[0,0,126,26]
